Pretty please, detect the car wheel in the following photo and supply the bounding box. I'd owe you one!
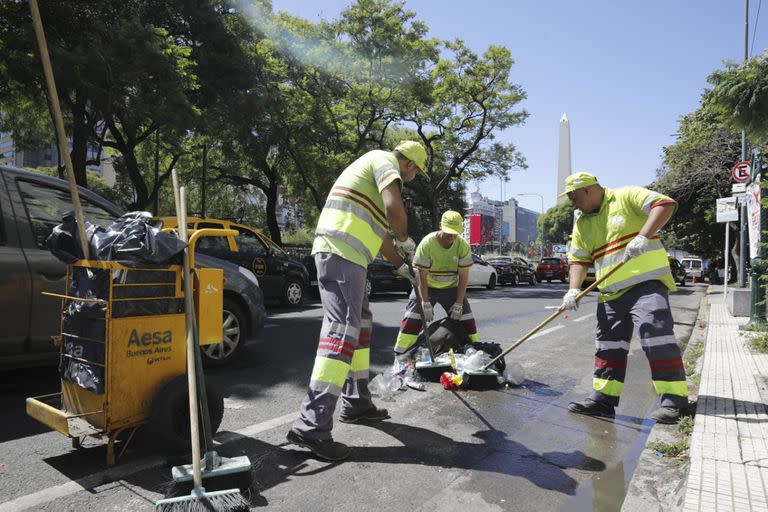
[547,279,551,283]
[282,277,304,307]
[365,277,373,299]
[202,297,248,367]
[510,272,518,286]
[486,274,497,290]
[148,375,224,453]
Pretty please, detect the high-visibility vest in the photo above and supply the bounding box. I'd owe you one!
[413,232,473,289]
[313,150,402,268]
[568,186,677,302]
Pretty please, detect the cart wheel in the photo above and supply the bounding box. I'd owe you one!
[148,376,225,453]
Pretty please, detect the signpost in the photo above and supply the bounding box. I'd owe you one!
[717,197,739,299]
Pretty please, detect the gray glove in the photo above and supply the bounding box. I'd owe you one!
[394,237,416,261]
[395,263,417,286]
[449,303,463,320]
[624,234,649,259]
[421,301,434,323]
[561,288,580,311]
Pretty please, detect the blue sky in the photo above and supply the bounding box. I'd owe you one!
[272,0,767,213]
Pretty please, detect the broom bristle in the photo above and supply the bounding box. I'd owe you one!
[155,488,250,512]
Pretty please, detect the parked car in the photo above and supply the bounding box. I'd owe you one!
[158,217,310,307]
[365,256,413,298]
[536,257,569,283]
[0,166,266,369]
[679,257,704,280]
[468,253,498,289]
[580,265,596,289]
[668,256,687,286]
[486,256,537,286]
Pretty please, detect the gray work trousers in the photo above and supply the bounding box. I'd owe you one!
[291,252,374,441]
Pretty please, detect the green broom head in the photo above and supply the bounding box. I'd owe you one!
[155,487,249,512]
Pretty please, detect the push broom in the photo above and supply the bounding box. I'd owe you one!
[461,260,627,389]
[155,182,250,512]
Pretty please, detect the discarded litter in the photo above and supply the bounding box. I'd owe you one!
[440,372,463,389]
[503,362,526,386]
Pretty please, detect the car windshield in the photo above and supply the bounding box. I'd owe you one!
[540,258,561,265]
[488,257,511,264]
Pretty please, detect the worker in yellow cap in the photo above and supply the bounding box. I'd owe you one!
[559,172,688,424]
[394,210,481,356]
[288,141,427,461]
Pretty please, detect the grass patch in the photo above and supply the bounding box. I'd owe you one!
[648,438,689,457]
[690,374,701,386]
[747,332,768,354]
[678,416,694,436]
[684,360,696,376]
[687,340,704,360]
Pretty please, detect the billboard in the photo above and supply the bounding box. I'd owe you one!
[469,214,495,245]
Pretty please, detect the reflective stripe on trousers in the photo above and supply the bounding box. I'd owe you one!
[590,280,688,408]
[394,286,479,354]
[291,253,374,441]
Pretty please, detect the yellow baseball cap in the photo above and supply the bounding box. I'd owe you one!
[558,172,599,198]
[440,210,464,235]
[394,140,427,173]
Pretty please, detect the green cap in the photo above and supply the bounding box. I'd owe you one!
[440,210,464,235]
[394,140,427,173]
[558,172,599,198]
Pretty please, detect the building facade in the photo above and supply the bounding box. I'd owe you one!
[465,191,539,251]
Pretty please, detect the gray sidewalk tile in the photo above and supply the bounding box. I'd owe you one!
[683,299,768,511]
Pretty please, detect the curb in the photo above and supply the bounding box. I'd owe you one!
[620,288,710,512]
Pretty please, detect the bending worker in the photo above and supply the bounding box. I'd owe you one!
[394,210,479,356]
[560,172,688,424]
[288,141,426,461]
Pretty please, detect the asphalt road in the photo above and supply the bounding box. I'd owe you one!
[0,281,705,512]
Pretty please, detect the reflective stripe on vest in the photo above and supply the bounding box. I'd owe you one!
[590,230,670,293]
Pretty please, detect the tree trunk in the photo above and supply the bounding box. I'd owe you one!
[264,181,281,246]
[69,91,89,188]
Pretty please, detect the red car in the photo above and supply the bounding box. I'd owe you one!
[536,257,569,283]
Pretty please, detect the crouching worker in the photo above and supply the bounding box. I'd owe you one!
[394,210,480,356]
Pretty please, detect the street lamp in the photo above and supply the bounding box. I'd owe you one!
[516,193,546,258]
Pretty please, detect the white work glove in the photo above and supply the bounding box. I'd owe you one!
[421,301,434,322]
[395,263,417,286]
[624,235,649,260]
[394,237,416,261]
[449,303,463,320]
[561,288,581,311]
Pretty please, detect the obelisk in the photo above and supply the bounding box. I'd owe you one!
[556,113,571,204]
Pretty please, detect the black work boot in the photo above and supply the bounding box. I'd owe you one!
[651,406,682,424]
[338,405,390,424]
[286,430,350,461]
[567,398,616,418]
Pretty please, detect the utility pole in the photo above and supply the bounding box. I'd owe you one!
[201,144,208,218]
[747,149,766,328]
[739,0,749,288]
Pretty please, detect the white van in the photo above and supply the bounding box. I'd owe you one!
[679,258,704,279]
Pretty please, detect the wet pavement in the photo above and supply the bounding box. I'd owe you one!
[0,282,705,511]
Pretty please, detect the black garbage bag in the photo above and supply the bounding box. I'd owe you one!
[59,267,109,394]
[91,211,187,264]
[414,317,506,371]
[46,211,186,265]
[45,212,107,263]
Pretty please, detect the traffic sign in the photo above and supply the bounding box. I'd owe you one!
[529,240,535,247]
[732,161,752,182]
[732,183,747,194]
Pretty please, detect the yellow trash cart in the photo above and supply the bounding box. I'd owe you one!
[26,229,234,464]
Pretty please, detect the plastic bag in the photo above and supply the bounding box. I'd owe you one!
[91,212,187,264]
[461,350,491,372]
[369,372,402,400]
[503,362,526,386]
[46,211,187,265]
